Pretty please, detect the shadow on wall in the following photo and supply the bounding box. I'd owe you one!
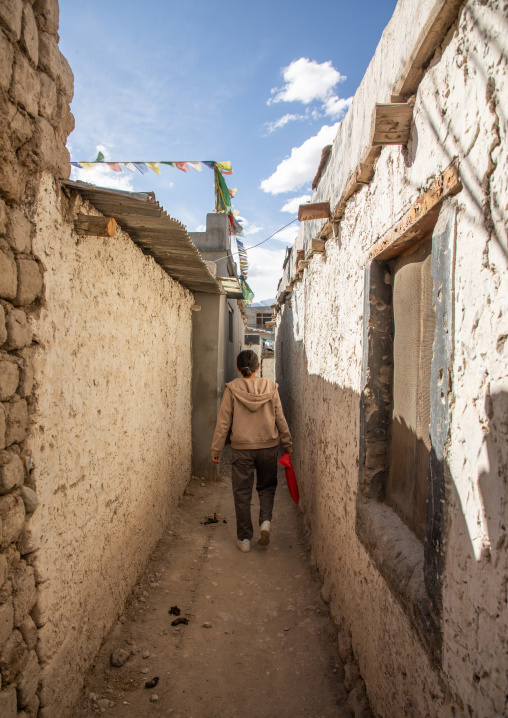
[404,2,507,261]
[276,303,508,715]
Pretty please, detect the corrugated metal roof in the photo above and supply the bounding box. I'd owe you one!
[62,179,221,294]
[217,276,243,299]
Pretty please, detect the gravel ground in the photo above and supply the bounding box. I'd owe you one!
[76,450,351,718]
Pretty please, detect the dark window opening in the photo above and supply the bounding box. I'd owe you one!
[256,312,272,327]
[228,305,233,343]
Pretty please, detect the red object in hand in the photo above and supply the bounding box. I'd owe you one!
[278,452,299,505]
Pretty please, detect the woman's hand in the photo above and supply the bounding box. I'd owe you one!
[212,456,220,464]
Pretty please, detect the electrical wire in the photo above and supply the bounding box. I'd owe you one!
[212,218,299,262]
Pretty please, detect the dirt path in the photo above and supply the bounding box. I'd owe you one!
[77,453,351,718]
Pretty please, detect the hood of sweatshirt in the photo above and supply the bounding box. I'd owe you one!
[226,377,278,413]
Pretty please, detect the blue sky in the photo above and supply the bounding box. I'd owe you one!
[60,0,397,301]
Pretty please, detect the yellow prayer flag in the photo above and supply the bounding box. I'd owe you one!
[80,162,96,171]
[233,209,239,217]
[146,162,161,175]
[216,161,232,172]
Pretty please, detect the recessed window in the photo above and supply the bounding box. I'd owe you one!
[386,238,435,540]
[356,201,457,663]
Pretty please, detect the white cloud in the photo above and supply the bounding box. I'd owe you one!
[260,123,339,195]
[70,164,135,192]
[268,58,350,121]
[323,95,352,120]
[264,113,304,134]
[246,246,287,301]
[280,194,312,214]
[271,225,299,245]
[270,58,344,105]
[236,216,263,236]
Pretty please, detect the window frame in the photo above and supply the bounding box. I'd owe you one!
[356,201,456,664]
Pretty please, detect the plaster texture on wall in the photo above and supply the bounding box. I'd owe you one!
[276,1,507,716]
[27,174,193,717]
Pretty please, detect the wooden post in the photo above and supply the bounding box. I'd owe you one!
[370,103,413,146]
[74,214,117,237]
[298,201,330,221]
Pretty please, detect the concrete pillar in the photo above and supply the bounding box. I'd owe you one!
[191,291,226,480]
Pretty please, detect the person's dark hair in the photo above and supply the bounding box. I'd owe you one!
[237,350,259,378]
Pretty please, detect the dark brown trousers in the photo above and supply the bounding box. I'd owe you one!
[231,446,279,540]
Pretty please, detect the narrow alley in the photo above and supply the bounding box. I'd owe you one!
[0,1,506,717]
[76,454,351,718]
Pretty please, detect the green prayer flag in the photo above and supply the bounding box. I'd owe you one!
[240,278,254,304]
[215,165,232,214]
[94,151,105,162]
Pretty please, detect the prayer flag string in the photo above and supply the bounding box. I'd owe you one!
[70,155,251,297]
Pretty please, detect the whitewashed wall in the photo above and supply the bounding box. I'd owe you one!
[276,1,507,715]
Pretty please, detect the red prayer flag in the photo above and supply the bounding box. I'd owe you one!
[175,162,188,172]
[278,453,299,504]
[106,163,122,172]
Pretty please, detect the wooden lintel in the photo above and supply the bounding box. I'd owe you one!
[306,239,326,258]
[369,162,462,260]
[285,285,293,294]
[370,103,413,146]
[74,214,117,237]
[265,320,276,328]
[393,0,464,100]
[298,260,309,270]
[298,201,330,222]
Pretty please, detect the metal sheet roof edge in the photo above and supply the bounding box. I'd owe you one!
[61,179,222,295]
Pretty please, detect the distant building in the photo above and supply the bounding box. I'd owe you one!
[189,215,246,479]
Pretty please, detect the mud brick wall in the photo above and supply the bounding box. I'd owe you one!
[27,176,193,718]
[0,1,73,717]
[276,0,507,716]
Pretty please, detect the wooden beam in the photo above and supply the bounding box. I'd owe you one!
[369,162,462,260]
[370,103,413,146]
[392,0,464,101]
[285,285,293,294]
[310,238,326,254]
[312,145,333,190]
[298,201,330,222]
[296,249,305,263]
[74,214,116,237]
[298,260,309,270]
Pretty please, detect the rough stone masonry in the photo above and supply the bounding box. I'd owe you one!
[0,1,73,717]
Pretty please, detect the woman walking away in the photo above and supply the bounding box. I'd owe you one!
[211,350,292,553]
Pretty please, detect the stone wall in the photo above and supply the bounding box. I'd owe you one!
[0,1,73,716]
[276,1,507,716]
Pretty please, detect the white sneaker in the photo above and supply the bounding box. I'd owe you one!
[236,539,251,553]
[258,520,271,546]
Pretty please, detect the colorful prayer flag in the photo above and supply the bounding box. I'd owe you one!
[146,162,161,175]
[79,162,96,171]
[122,162,136,172]
[133,163,149,174]
[107,162,122,172]
[216,161,232,173]
[94,150,105,162]
[188,161,203,173]
[175,162,188,172]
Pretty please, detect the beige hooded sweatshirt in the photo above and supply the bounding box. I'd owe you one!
[211,377,292,457]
